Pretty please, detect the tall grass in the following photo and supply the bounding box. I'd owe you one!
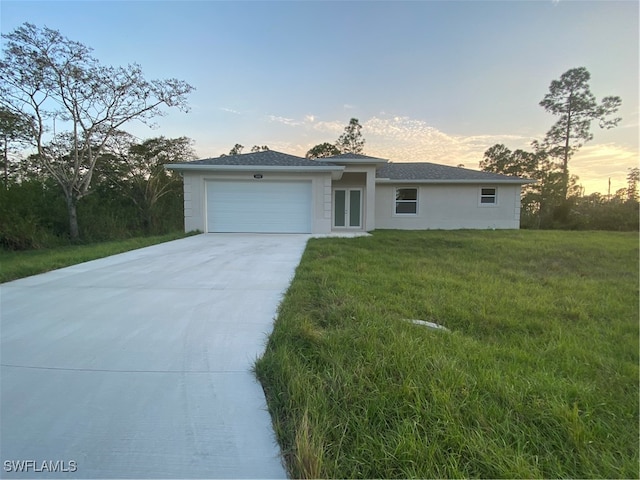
[255,230,639,479]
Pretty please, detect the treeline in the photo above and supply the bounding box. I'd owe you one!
[558,191,639,231]
[0,135,194,250]
[481,143,639,231]
[520,180,640,231]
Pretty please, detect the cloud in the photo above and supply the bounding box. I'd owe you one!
[265,140,315,155]
[568,143,638,194]
[311,120,344,134]
[267,115,301,126]
[267,113,345,134]
[362,115,530,167]
[219,107,241,115]
[266,113,532,166]
[261,114,356,156]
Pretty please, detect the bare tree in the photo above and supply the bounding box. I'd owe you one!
[0,23,194,239]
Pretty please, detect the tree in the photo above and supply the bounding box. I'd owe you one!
[0,107,31,188]
[100,136,196,231]
[306,118,367,159]
[305,142,340,159]
[336,117,365,154]
[229,144,244,155]
[0,23,194,240]
[223,144,269,156]
[480,142,581,228]
[480,144,539,178]
[539,67,621,199]
[481,143,544,226]
[627,167,639,202]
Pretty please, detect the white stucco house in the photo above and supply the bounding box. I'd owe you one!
[166,150,534,233]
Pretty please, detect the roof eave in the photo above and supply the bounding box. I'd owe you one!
[165,163,345,179]
[166,163,344,172]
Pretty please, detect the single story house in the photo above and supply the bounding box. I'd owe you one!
[166,150,534,233]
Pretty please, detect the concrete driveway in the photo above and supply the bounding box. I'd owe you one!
[0,234,313,478]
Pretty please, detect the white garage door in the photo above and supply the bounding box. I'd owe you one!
[206,180,312,233]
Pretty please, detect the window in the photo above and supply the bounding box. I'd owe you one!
[480,187,497,205]
[395,188,418,214]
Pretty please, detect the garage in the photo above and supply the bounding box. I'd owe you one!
[206,180,312,233]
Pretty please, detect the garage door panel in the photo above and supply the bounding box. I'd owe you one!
[207,181,312,233]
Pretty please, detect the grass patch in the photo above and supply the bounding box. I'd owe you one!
[255,230,639,479]
[0,231,192,283]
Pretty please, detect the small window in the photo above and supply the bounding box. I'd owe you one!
[480,187,497,205]
[395,188,418,214]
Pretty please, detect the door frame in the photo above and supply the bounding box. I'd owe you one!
[333,187,363,229]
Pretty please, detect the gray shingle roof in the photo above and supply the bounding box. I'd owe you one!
[172,151,532,183]
[187,150,329,167]
[324,153,388,161]
[376,162,532,183]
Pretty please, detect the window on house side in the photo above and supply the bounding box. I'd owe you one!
[395,188,418,214]
[480,187,497,205]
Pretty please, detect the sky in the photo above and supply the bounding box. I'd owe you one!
[1,0,638,194]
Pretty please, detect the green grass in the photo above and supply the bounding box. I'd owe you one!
[255,230,639,479]
[0,231,192,283]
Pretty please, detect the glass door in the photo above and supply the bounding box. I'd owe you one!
[333,189,362,228]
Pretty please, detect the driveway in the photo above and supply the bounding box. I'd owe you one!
[0,234,312,478]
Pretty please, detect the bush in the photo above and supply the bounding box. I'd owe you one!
[567,197,639,231]
[0,178,184,250]
[0,181,67,250]
[0,212,61,250]
[522,196,639,231]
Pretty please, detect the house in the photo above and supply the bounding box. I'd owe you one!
[165,150,534,233]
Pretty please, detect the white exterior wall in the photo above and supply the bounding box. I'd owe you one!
[364,166,377,231]
[181,171,333,234]
[375,183,522,230]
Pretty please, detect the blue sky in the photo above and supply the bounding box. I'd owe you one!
[1,0,638,194]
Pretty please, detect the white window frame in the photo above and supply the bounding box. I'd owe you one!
[394,187,418,215]
[479,186,498,206]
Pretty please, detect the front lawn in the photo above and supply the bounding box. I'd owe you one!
[0,231,190,283]
[255,230,639,479]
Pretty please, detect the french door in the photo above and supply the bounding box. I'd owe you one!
[333,188,362,228]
